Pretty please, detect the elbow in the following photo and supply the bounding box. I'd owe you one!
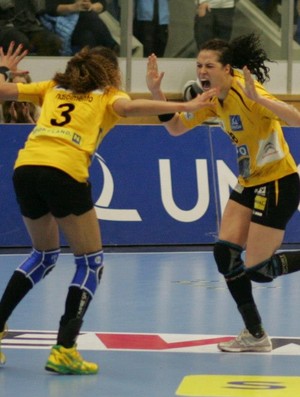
[120,107,130,118]
[165,125,182,136]
[117,101,134,117]
[166,128,178,136]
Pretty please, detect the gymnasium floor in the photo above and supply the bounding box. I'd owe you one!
[1,248,300,397]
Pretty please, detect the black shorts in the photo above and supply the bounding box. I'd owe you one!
[13,166,94,219]
[230,173,300,230]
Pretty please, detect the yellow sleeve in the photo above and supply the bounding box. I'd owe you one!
[17,81,54,107]
[179,107,217,129]
[106,89,131,117]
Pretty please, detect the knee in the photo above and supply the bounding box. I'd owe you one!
[213,240,245,280]
[72,250,104,297]
[17,248,60,286]
[246,255,282,283]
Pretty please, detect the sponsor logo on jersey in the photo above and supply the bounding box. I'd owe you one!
[230,115,243,131]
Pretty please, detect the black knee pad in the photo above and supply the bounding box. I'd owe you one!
[213,240,244,280]
[246,255,282,283]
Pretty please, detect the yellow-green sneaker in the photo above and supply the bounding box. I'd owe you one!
[0,324,8,365]
[45,344,99,375]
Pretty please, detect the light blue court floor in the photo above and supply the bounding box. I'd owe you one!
[1,249,300,397]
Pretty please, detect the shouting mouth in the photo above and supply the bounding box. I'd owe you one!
[200,79,211,91]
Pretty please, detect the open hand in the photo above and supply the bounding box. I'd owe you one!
[184,88,217,112]
[146,54,165,95]
[0,41,28,76]
[8,102,35,123]
[239,66,259,102]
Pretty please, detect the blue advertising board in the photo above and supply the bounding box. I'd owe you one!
[91,125,217,245]
[0,124,300,246]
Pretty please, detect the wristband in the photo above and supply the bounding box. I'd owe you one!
[158,113,175,122]
[0,66,10,81]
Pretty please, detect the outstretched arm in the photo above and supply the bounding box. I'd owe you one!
[145,53,217,135]
[241,66,300,126]
[113,89,216,136]
[113,91,216,118]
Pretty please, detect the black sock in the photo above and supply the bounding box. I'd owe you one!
[226,272,254,307]
[57,286,92,347]
[275,251,300,275]
[238,303,265,338]
[226,273,264,338]
[57,318,83,348]
[0,271,32,331]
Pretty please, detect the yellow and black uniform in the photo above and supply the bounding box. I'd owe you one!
[13,81,130,219]
[179,70,300,229]
[15,80,130,182]
[179,70,297,187]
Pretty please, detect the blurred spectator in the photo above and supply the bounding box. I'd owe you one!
[39,0,120,55]
[99,7,144,56]
[133,0,169,57]
[294,0,300,43]
[251,0,281,25]
[252,1,298,28]
[194,0,236,51]
[0,0,31,52]
[1,73,40,123]
[106,0,120,21]
[0,0,62,55]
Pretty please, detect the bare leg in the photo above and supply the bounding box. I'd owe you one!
[55,208,102,255]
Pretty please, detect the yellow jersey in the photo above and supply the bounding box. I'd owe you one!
[179,70,297,187]
[15,81,130,182]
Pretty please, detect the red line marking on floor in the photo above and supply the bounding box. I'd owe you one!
[97,334,234,350]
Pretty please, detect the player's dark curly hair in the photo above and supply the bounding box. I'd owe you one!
[199,33,273,84]
[53,46,121,93]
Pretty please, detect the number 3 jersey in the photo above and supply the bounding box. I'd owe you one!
[14,80,130,182]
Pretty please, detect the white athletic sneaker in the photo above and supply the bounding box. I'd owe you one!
[218,328,272,352]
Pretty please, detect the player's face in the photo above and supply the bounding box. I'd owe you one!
[196,50,231,95]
